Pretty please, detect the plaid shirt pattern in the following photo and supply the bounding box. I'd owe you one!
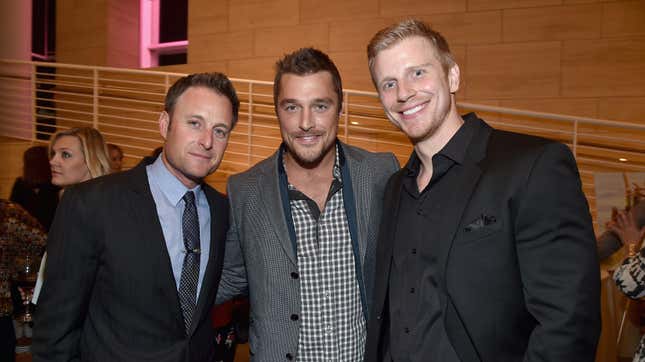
[287,148,366,361]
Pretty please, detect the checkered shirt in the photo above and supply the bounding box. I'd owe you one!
[286,147,366,361]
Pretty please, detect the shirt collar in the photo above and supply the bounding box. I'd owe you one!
[278,141,343,183]
[148,154,202,207]
[404,115,477,174]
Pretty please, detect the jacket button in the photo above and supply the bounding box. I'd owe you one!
[291,272,299,279]
[286,353,293,360]
[376,314,382,320]
[291,314,299,321]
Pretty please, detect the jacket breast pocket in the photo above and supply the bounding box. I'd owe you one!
[456,215,504,245]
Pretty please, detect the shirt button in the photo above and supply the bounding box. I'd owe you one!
[324,290,331,298]
[286,353,293,360]
[325,324,333,335]
[290,314,299,321]
[290,272,299,279]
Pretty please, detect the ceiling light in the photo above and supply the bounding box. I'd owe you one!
[619,158,628,162]
[350,121,359,125]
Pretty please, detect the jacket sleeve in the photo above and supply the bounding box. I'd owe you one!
[215,181,249,305]
[514,142,601,361]
[32,187,100,362]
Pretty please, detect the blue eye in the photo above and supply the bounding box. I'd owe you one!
[284,104,298,112]
[313,104,328,112]
[62,151,72,159]
[382,81,396,91]
[213,128,228,139]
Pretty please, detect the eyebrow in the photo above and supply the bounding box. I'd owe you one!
[279,97,334,105]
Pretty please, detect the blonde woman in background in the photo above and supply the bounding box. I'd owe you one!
[31,127,112,304]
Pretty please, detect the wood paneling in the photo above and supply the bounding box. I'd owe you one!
[419,11,502,45]
[602,0,645,38]
[229,0,300,30]
[562,38,645,97]
[379,0,466,16]
[468,0,560,11]
[254,23,329,57]
[189,31,254,62]
[189,0,228,35]
[301,0,378,23]
[466,42,561,99]
[503,4,602,42]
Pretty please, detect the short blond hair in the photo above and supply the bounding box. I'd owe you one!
[367,19,456,82]
[49,127,112,178]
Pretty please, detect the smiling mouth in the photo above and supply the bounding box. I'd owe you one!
[401,103,427,116]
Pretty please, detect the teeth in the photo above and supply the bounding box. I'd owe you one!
[403,104,424,115]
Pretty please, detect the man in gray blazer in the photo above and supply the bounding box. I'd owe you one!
[217,48,399,361]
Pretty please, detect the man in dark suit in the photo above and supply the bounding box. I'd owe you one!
[32,73,239,362]
[363,20,601,361]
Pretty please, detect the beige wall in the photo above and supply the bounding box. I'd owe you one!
[55,0,645,122]
[183,0,645,124]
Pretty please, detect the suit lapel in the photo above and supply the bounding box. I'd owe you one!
[190,186,226,335]
[345,147,370,264]
[126,164,184,332]
[259,154,298,266]
[437,118,491,289]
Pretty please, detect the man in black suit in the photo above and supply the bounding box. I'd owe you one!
[364,20,601,361]
[33,73,239,362]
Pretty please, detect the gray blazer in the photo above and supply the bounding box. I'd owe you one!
[217,142,399,360]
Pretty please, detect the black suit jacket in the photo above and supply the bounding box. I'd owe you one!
[32,162,229,362]
[365,117,601,362]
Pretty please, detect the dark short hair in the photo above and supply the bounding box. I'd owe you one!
[164,72,240,128]
[273,48,343,112]
[367,19,456,83]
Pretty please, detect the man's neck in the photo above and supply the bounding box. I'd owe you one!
[284,145,337,211]
[413,110,463,192]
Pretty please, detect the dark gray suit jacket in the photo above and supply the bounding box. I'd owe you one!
[217,142,399,360]
[33,162,229,362]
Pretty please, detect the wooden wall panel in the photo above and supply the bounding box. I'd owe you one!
[254,23,330,57]
[379,0,466,16]
[602,0,645,38]
[301,0,378,23]
[419,11,502,45]
[466,42,561,98]
[503,4,602,42]
[468,0,560,11]
[562,38,645,97]
[598,97,645,123]
[189,0,228,35]
[229,0,300,30]
[190,31,254,63]
[329,18,393,53]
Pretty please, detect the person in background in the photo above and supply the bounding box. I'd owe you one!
[10,146,59,231]
[364,19,600,361]
[613,201,645,362]
[0,200,47,362]
[33,73,237,362]
[217,48,399,361]
[107,143,124,172]
[31,127,112,305]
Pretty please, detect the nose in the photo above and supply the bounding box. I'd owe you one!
[199,128,213,150]
[397,80,414,102]
[49,154,59,166]
[299,107,314,132]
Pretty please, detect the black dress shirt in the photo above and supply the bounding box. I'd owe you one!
[387,117,476,362]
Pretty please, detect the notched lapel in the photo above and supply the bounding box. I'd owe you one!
[258,169,298,266]
[128,174,184,332]
[436,162,482,286]
[348,158,370,264]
